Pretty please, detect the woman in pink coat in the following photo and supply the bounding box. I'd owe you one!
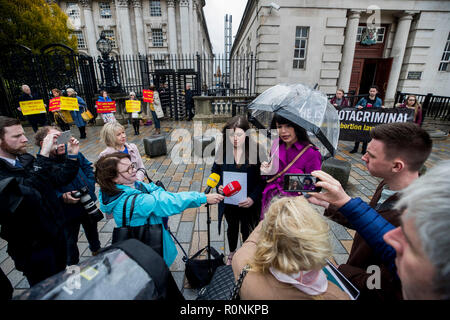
[260,114,322,219]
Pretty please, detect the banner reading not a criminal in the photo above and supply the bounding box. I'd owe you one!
[337,107,415,142]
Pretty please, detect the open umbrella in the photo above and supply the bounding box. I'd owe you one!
[247,83,340,156]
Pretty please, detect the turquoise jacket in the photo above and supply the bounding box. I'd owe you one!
[99,181,207,267]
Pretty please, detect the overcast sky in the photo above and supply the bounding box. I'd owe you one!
[203,0,247,54]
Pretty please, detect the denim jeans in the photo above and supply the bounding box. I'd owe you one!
[151,111,161,129]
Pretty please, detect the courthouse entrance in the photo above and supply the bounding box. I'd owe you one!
[349,25,392,101]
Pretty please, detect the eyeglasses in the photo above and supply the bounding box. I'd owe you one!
[119,162,137,174]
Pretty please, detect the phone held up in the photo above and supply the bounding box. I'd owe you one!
[283,174,321,193]
[56,130,71,145]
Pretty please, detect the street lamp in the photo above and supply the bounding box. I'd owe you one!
[96,31,121,93]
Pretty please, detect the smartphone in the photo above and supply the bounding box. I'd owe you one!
[283,174,321,192]
[56,130,72,145]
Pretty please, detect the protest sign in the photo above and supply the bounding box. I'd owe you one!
[143,90,154,103]
[19,99,46,115]
[96,101,116,113]
[125,100,141,113]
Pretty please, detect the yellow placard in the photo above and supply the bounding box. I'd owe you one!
[125,100,141,113]
[19,100,46,115]
[60,96,79,111]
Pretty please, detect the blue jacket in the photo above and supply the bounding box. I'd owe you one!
[53,152,96,222]
[356,96,382,108]
[70,96,87,128]
[338,198,397,274]
[97,96,112,102]
[99,182,207,266]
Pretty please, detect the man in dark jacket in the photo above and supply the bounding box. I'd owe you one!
[17,85,48,133]
[322,122,432,300]
[34,126,101,266]
[185,84,195,121]
[0,116,80,289]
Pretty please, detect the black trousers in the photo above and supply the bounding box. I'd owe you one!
[132,119,140,133]
[224,205,256,252]
[353,141,368,152]
[27,114,48,133]
[64,213,101,266]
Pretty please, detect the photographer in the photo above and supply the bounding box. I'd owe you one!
[0,116,79,287]
[34,126,101,266]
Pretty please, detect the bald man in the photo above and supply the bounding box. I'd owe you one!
[18,85,48,133]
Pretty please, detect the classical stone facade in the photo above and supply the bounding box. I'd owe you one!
[231,0,450,104]
[58,0,213,57]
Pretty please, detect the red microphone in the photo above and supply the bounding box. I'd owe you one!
[222,181,242,197]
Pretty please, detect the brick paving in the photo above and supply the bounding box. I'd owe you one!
[1,119,449,299]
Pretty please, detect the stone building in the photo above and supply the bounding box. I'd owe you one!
[55,0,213,57]
[231,0,450,104]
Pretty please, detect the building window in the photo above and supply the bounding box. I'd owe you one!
[356,26,386,43]
[439,33,450,71]
[152,29,164,47]
[102,30,116,48]
[293,27,309,69]
[72,31,86,49]
[150,1,162,17]
[99,2,112,19]
[67,2,81,26]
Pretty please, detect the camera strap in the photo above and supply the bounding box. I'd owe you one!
[266,144,312,184]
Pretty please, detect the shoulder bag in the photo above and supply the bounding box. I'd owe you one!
[111,193,164,257]
[266,144,312,183]
[81,107,94,121]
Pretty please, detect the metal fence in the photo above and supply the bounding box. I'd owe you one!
[395,91,450,120]
[0,47,257,121]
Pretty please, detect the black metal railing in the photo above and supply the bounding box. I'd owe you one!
[395,91,450,120]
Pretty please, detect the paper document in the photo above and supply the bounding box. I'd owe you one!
[223,171,247,205]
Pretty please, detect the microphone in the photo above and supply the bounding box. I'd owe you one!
[204,173,220,194]
[222,181,242,197]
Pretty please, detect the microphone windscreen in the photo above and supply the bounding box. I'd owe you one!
[206,173,220,189]
[223,181,242,197]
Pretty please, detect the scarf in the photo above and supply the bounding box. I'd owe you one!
[270,267,328,296]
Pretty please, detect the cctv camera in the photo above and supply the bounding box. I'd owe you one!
[270,2,280,11]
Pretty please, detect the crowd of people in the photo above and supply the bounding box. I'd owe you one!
[0,81,448,301]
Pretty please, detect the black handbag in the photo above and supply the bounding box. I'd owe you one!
[170,231,225,289]
[112,194,164,257]
[197,264,250,300]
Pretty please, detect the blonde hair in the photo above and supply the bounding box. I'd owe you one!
[100,122,125,148]
[250,197,332,274]
[405,95,422,119]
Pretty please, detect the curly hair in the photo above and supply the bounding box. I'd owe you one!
[250,196,332,274]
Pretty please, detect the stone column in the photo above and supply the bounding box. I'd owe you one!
[167,0,178,54]
[114,0,133,55]
[132,0,146,54]
[80,0,98,57]
[179,0,191,53]
[338,10,361,92]
[385,12,415,104]
[192,0,199,53]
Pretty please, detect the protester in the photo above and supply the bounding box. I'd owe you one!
[148,85,161,134]
[34,126,101,266]
[99,122,146,181]
[350,85,383,154]
[185,84,195,121]
[329,89,349,108]
[316,122,432,300]
[211,116,264,265]
[307,159,450,300]
[66,88,87,139]
[95,152,224,267]
[232,196,350,300]
[17,84,48,133]
[260,114,322,219]
[0,116,80,286]
[128,92,141,136]
[289,180,301,191]
[396,95,423,126]
[302,177,315,191]
[51,88,72,132]
[96,90,116,124]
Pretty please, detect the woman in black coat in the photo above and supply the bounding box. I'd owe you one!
[211,116,265,265]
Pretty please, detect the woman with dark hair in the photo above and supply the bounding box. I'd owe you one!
[302,177,315,191]
[95,152,224,267]
[260,114,321,219]
[211,116,265,265]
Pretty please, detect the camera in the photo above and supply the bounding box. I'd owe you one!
[283,174,321,193]
[72,187,104,223]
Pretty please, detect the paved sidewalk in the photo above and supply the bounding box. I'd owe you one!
[1,119,448,299]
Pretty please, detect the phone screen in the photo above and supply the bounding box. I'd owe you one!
[283,174,321,192]
[56,130,71,145]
